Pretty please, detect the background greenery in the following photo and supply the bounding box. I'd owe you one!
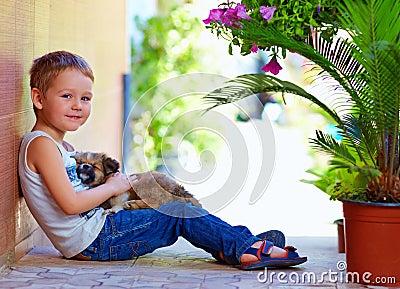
[129,3,216,171]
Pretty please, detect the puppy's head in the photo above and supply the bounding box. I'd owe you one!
[73,152,120,187]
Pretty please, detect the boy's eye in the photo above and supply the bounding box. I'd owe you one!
[81,96,92,101]
[62,94,72,99]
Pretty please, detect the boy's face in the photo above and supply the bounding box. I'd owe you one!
[35,68,93,133]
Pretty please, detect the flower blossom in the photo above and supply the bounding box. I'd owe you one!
[250,44,259,53]
[203,3,251,27]
[203,8,225,24]
[262,56,282,75]
[260,6,277,21]
[232,3,251,21]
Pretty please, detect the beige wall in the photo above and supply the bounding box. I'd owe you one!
[0,0,129,268]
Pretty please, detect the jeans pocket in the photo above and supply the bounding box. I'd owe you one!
[110,241,152,261]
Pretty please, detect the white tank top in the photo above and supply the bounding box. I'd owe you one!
[18,130,106,258]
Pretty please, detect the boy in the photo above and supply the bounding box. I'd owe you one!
[18,50,307,269]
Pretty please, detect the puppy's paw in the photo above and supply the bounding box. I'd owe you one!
[123,200,140,210]
[102,205,123,215]
[123,200,151,210]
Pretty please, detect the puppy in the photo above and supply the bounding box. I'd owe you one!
[73,152,202,214]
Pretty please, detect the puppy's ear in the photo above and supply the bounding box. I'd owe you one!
[73,151,84,163]
[103,157,120,175]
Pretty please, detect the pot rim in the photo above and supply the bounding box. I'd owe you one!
[341,199,400,207]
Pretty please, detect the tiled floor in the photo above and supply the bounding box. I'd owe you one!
[0,236,394,288]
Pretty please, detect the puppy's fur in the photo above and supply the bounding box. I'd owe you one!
[73,152,202,214]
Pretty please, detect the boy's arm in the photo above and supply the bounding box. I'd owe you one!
[27,136,133,215]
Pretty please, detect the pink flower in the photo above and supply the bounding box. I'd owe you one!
[222,8,236,26]
[250,44,259,53]
[234,4,251,21]
[262,56,282,75]
[260,6,277,22]
[203,4,251,27]
[203,8,225,24]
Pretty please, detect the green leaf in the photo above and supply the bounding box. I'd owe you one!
[310,130,357,166]
[204,74,341,124]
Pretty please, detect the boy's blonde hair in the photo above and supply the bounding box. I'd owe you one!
[30,50,94,94]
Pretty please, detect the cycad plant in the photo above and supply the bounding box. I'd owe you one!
[204,0,400,202]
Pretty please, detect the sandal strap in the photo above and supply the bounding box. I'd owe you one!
[244,240,274,260]
[257,240,274,259]
[284,245,297,251]
[283,246,300,258]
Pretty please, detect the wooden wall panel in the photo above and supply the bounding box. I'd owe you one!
[0,117,15,258]
[14,110,37,255]
[33,0,51,55]
[0,1,16,118]
[0,0,128,268]
[0,1,18,260]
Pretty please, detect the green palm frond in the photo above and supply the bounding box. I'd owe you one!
[337,0,400,178]
[328,160,381,180]
[309,130,357,166]
[205,22,373,122]
[306,33,366,94]
[338,0,400,128]
[340,114,377,167]
[204,74,341,124]
[235,22,361,104]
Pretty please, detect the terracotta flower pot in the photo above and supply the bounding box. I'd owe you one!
[334,219,345,253]
[343,200,400,287]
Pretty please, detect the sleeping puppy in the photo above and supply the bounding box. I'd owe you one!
[73,152,202,214]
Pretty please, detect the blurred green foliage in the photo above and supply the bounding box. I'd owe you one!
[132,5,201,96]
[130,4,215,171]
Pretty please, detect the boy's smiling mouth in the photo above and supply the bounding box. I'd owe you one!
[66,115,82,120]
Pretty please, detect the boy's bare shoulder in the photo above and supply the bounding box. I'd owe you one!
[27,135,62,173]
[29,135,57,150]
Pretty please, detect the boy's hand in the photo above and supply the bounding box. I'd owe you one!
[105,172,138,196]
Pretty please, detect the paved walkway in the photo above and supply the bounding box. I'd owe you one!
[0,236,391,289]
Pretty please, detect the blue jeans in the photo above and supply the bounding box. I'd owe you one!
[80,202,260,264]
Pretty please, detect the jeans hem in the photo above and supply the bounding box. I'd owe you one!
[235,235,261,263]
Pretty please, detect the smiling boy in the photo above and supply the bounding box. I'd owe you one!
[18,50,307,268]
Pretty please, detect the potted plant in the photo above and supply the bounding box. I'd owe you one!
[203,0,400,286]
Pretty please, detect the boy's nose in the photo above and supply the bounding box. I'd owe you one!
[72,99,82,110]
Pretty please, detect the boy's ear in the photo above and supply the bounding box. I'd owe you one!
[31,88,44,110]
